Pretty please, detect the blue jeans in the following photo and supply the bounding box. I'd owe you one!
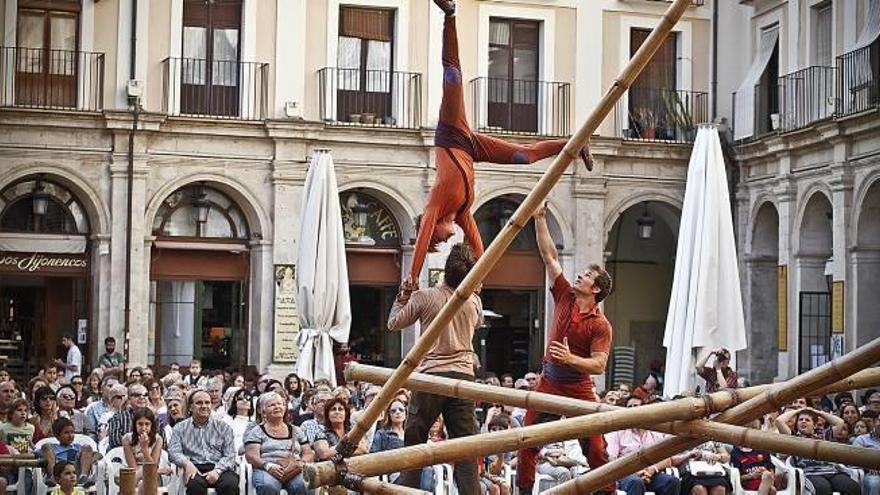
[420,467,435,492]
[618,473,681,495]
[862,474,880,495]
[251,469,306,495]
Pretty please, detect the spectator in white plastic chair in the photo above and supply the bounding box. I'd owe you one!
[852,418,880,495]
[245,392,312,495]
[39,417,98,488]
[122,407,173,494]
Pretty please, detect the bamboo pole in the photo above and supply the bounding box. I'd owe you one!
[119,467,137,495]
[347,364,880,414]
[336,0,695,459]
[142,462,159,495]
[546,336,880,494]
[360,477,430,494]
[347,364,880,452]
[303,386,880,487]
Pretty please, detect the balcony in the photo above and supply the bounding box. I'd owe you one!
[318,67,422,129]
[0,47,104,112]
[778,66,836,132]
[836,40,880,117]
[469,77,571,137]
[627,0,706,6]
[162,57,268,120]
[614,87,708,143]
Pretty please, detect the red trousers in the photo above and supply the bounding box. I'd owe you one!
[408,15,571,281]
[516,376,614,492]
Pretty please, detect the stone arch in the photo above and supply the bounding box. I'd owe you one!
[144,173,271,241]
[603,192,683,246]
[473,189,570,250]
[743,200,780,384]
[749,201,780,257]
[337,181,418,244]
[853,171,880,247]
[853,177,880,345]
[796,189,833,258]
[0,164,111,235]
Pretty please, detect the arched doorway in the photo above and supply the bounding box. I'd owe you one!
[604,200,679,392]
[149,183,250,370]
[0,175,92,379]
[474,194,549,378]
[744,202,779,383]
[340,190,402,367]
[796,192,833,374]
[855,179,880,345]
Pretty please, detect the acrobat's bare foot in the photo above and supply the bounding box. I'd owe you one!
[433,0,456,16]
[579,145,595,172]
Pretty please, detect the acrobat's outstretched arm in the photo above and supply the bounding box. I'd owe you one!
[472,132,594,170]
[409,203,440,283]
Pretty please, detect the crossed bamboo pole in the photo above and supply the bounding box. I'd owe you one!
[305,339,880,488]
[546,338,880,494]
[333,0,696,464]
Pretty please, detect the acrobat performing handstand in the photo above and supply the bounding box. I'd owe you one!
[407,0,593,287]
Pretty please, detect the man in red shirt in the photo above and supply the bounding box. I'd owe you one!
[516,203,615,494]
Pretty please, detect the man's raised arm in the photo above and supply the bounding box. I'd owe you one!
[534,203,563,281]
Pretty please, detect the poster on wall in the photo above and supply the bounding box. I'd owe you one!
[77,319,88,345]
[273,265,301,363]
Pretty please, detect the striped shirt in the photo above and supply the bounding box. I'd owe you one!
[168,416,237,472]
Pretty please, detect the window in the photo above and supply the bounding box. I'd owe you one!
[180,0,242,116]
[15,0,80,107]
[0,177,89,235]
[152,185,249,240]
[487,18,540,132]
[813,3,833,67]
[335,7,395,121]
[628,28,678,139]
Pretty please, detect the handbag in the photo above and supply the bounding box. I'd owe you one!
[687,460,726,477]
[275,457,302,484]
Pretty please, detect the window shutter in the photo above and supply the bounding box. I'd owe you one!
[340,7,393,42]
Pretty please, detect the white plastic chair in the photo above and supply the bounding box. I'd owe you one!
[730,456,799,495]
[103,446,175,495]
[784,456,862,495]
[33,435,103,495]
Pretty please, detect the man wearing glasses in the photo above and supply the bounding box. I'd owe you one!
[84,376,118,432]
[106,383,149,449]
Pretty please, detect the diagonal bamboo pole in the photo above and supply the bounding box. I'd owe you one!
[546,337,880,494]
[304,379,880,487]
[335,0,695,459]
[346,364,880,468]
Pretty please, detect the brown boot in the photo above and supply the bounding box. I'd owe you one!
[433,0,455,16]
[579,145,595,172]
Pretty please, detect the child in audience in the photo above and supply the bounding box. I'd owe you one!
[0,398,34,454]
[50,461,85,495]
[482,414,513,495]
[122,407,172,493]
[40,417,97,488]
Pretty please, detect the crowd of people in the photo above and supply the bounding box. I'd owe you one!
[0,333,874,495]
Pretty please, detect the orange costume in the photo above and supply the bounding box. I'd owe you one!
[409,12,590,282]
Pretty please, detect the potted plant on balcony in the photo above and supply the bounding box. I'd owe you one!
[631,107,658,139]
[660,91,696,141]
[348,113,362,124]
[363,113,376,125]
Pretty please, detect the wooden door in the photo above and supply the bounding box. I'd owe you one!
[16,2,80,108]
[487,19,539,133]
[181,0,241,117]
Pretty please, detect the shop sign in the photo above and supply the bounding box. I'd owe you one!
[0,251,88,275]
[273,265,301,363]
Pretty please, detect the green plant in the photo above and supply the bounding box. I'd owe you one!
[630,107,659,129]
[660,91,695,131]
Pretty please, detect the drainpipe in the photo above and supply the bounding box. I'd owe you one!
[124,0,139,364]
[711,0,718,119]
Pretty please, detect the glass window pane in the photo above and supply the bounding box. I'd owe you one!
[205,189,231,210]
[366,40,391,92]
[489,21,510,46]
[49,15,77,76]
[203,208,233,238]
[183,26,207,84]
[67,201,87,234]
[212,28,239,86]
[337,36,362,90]
[228,208,248,239]
[164,206,199,237]
[513,48,537,80]
[17,13,44,73]
[815,5,832,67]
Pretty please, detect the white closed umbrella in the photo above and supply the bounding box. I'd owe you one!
[296,150,352,387]
[662,125,747,397]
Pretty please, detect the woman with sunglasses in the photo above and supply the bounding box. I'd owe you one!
[223,388,254,452]
[29,386,59,443]
[56,385,93,438]
[143,379,165,415]
[368,399,409,483]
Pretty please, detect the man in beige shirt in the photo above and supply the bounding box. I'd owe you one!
[388,242,482,494]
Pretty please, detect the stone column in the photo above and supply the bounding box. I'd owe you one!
[774,177,795,380]
[829,139,854,352]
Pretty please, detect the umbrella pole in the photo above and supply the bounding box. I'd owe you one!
[335,0,695,461]
[345,364,880,469]
[303,389,880,487]
[546,336,880,494]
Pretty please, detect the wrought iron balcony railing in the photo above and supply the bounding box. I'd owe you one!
[162,57,268,120]
[319,67,422,129]
[778,65,836,132]
[614,87,708,143]
[469,77,571,137]
[836,40,880,117]
[0,46,104,111]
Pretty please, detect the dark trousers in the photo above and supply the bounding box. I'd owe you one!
[397,371,479,495]
[185,463,239,495]
[807,473,861,495]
